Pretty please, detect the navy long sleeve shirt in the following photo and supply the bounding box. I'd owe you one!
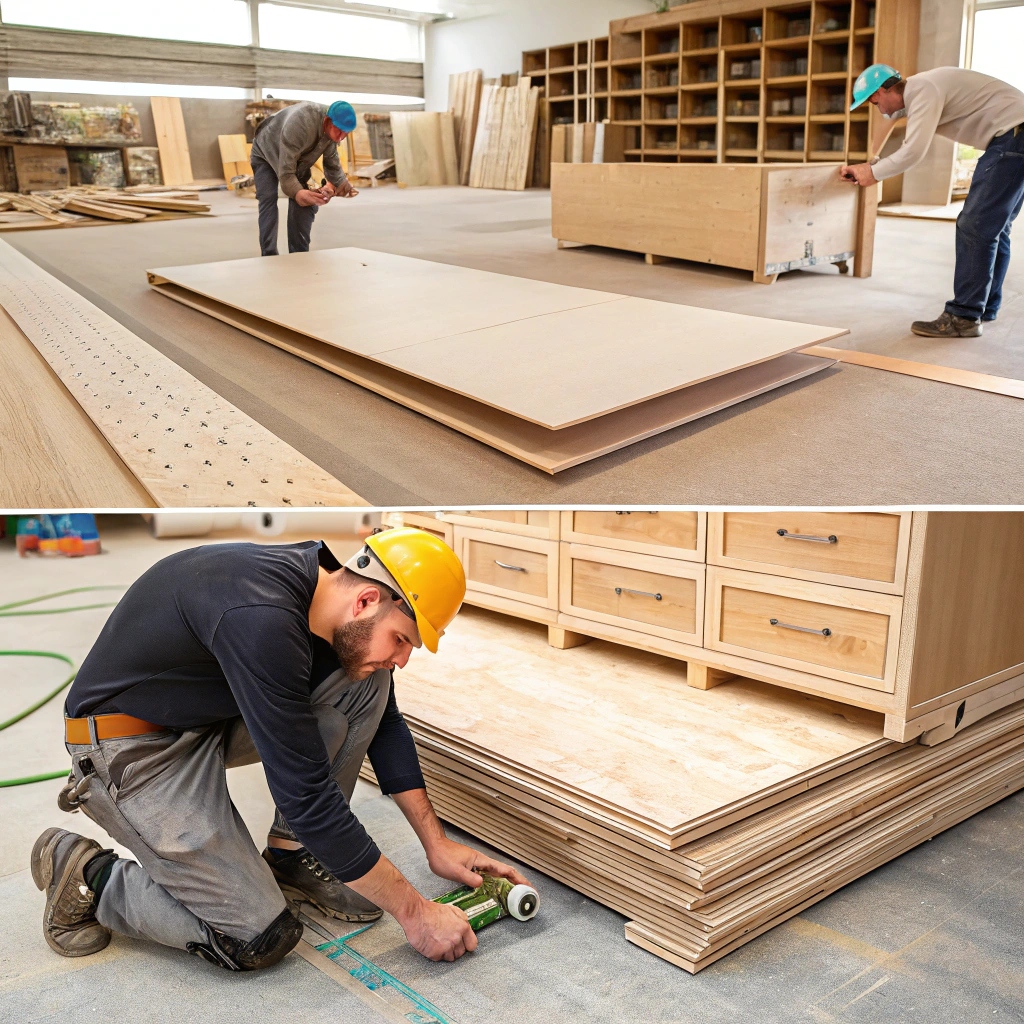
[66,540,425,882]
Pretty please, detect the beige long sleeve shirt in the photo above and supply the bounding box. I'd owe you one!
[872,67,1024,181]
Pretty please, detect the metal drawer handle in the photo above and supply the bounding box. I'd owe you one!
[615,587,662,601]
[494,560,527,572]
[777,529,837,544]
[770,617,832,637]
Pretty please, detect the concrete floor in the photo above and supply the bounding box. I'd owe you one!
[2,522,1023,1023]
[5,186,1023,505]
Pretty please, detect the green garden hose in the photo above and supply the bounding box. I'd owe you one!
[1,585,124,788]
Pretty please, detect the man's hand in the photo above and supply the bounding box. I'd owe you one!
[335,179,359,198]
[839,162,878,187]
[426,836,530,889]
[294,188,330,207]
[398,897,478,962]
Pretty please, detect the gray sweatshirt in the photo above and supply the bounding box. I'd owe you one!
[250,101,347,198]
[872,67,1024,181]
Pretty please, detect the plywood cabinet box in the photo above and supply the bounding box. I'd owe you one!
[551,161,875,283]
[399,510,1024,745]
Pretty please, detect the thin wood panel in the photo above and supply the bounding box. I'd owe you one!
[0,241,362,508]
[907,512,1024,709]
[456,528,558,609]
[706,567,903,692]
[448,68,483,185]
[150,97,193,187]
[561,511,703,561]
[393,604,884,840]
[561,543,703,645]
[390,111,458,187]
[709,512,910,592]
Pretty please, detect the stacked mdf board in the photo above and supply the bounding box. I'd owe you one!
[147,247,844,472]
[360,602,1024,972]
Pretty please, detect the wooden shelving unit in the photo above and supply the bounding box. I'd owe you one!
[523,36,611,127]
[606,0,918,166]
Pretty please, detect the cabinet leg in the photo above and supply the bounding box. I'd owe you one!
[548,625,592,650]
[753,269,779,285]
[557,239,586,249]
[686,662,735,690]
[645,253,670,265]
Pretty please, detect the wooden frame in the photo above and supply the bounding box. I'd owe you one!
[559,542,706,647]
[551,161,873,283]
[559,510,706,562]
[706,511,912,593]
[398,511,453,547]
[440,510,561,541]
[454,526,560,611]
[705,565,904,691]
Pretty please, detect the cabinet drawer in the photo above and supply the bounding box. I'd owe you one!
[560,543,704,645]
[705,566,902,691]
[559,510,705,561]
[708,512,911,592]
[442,510,560,540]
[456,527,558,609]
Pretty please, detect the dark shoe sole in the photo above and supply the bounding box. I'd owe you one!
[910,324,982,338]
[277,882,383,924]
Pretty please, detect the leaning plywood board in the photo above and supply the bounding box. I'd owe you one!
[0,241,363,507]
[390,111,458,187]
[392,606,886,846]
[150,97,194,187]
[552,163,869,283]
[147,247,847,429]
[148,280,835,473]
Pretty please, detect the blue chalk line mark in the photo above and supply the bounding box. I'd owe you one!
[316,928,456,1024]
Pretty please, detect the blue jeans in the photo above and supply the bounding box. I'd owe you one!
[251,155,318,256]
[946,125,1024,322]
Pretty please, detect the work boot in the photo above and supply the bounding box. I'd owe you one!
[31,828,111,957]
[910,311,982,338]
[262,848,382,923]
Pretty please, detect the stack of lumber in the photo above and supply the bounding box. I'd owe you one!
[468,78,541,190]
[360,607,1024,973]
[551,122,627,164]
[0,185,211,230]
[448,69,483,185]
[390,111,458,187]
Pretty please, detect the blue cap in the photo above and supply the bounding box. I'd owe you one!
[850,64,901,111]
[327,100,357,133]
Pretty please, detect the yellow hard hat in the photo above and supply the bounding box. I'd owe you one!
[362,528,465,653]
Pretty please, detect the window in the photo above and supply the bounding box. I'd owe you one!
[261,87,422,105]
[0,0,252,46]
[258,3,422,61]
[9,78,251,99]
[969,3,1024,93]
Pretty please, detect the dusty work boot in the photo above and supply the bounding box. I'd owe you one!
[31,828,112,957]
[910,311,982,338]
[262,847,382,923]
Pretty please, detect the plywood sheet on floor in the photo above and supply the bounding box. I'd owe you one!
[879,202,963,221]
[148,247,847,429]
[393,606,885,841]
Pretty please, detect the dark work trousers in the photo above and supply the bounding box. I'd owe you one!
[946,125,1024,322]
[252,155,317,256]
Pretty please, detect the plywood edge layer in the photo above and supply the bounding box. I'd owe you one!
[804,346,1024,401]
[151,280,836,473]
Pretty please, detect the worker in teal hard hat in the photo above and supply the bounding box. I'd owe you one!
[249,99,360,257]
[840,64,1024,339]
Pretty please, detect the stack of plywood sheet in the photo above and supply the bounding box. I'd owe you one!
[468,78,541,190]
[390,111,458,187]
[217,134,253,187]
[0,185,211,230]
[360,605,1024,973]
[448,69,483,185]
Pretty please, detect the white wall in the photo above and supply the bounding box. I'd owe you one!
[423,0,651,110]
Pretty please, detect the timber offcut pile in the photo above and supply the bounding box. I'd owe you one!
[468,78,541,190]
[0,185,211,230]
[362,607,1024,973]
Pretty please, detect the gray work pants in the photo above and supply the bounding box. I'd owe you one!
[64,668,390,948]
[251,154,318,256]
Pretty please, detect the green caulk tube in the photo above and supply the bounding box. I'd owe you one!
[432,874,540,931]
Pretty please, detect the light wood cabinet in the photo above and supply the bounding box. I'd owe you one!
[400,511,1024,745]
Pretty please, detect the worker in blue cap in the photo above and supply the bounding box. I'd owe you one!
[249,99,360,257]
[840,64,1024,338]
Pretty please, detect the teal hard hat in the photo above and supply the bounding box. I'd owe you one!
[850,64,901,111]
[326,100,357,133]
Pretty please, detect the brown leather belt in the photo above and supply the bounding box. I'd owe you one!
[65,713,165,746]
